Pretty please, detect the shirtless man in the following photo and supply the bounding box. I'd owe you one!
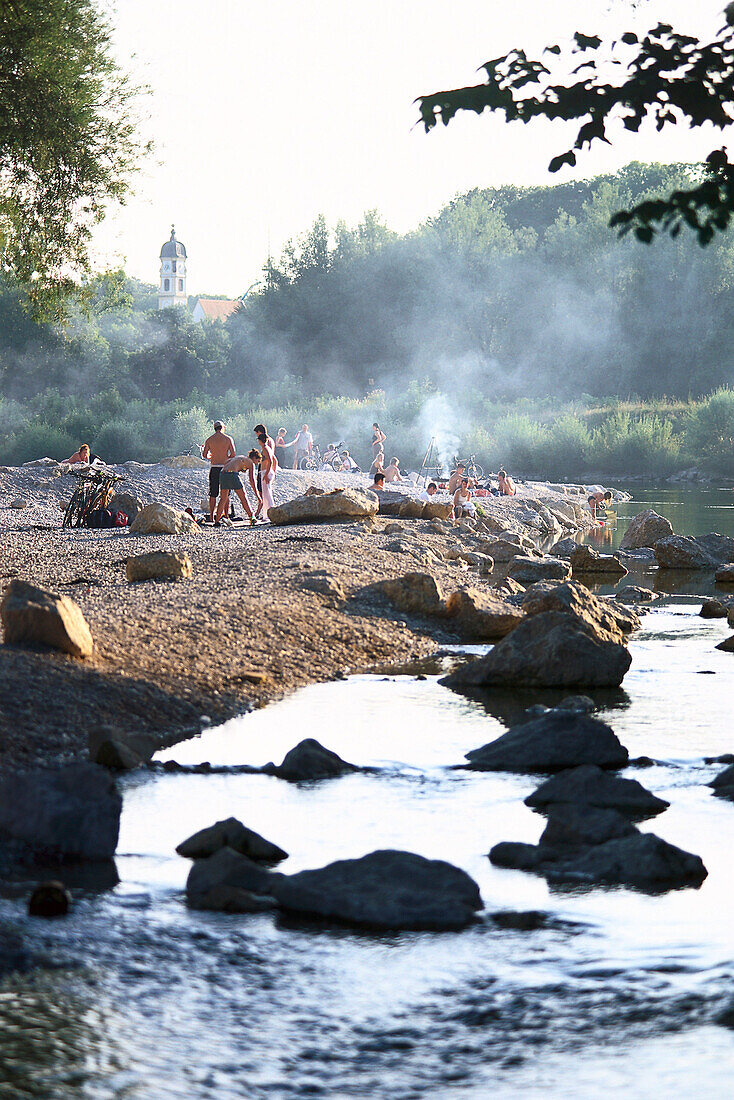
[383,457,405,484]
[447,463,467,494]
[588,489,613,519]
[215,450,261,523]
[498,469,516,496]
[202,421,236,522]
[291,423,313,470]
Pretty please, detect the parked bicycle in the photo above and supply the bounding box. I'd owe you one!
[451,453,485,481]
[63,467,125,529]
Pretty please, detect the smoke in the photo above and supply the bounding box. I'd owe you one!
[416,393,460,476]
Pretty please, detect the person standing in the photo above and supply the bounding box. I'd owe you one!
[372,422,386,456]
[257,430,277,520]
[291,424,313,469]
[275,427,293,469]
[215,450,262,524]
[202,420,236,522]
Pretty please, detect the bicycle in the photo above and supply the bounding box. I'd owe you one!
[63,467,125,529]
[451,453,485,481]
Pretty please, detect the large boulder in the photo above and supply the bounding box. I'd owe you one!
[0,764,121,860]
[269,489,378,526]
[654,535,717,570]
[483,539,541,563]
[1,579,93,658]
[522,580,639,637]
[700,596,734,619]
[126,551,193,582]
[716,564,734,585]
[442,611,631,690]
[176,817,288,863]
[109,491,144,523]
[463,711,629,774]
[444,587,525,641]
[507,555,571,585]
[129,503,200,535]
[619,509,674,550]
[262,738,360,781]
[186,846,276,903]
[422,500,453,521]
[525,764,669,817]
[696,533,734,565]
[616,585,660,604]
[269,849,483,931]
[489,823,707,890]
[360,572,445,616]
[538,803,636,849]
[88,724,160,770]
[569,545,627,576]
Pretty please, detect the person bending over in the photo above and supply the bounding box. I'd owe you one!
[383,457,404,483]
[418,482,438,502]
[202,420,236,522]
[588,489,613,520]
[216,451,262,524]
[498,469,516,496]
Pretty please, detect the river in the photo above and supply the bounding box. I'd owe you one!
[1,485,733,1099]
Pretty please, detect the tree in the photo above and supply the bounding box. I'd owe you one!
[0,0,148,317]
[417,10,734,245]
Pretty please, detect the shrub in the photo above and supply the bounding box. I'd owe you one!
[93,419,146,463]
[5,422,77,464]
[685,387,734,473]
[166,406,210,455]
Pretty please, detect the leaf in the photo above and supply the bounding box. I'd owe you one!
[548,151,577,172]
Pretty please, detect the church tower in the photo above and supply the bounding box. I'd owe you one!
[158,226,188,310]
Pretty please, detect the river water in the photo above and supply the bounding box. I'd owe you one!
[1,485,734,1099]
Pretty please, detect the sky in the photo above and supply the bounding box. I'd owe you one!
[94,0,729,297]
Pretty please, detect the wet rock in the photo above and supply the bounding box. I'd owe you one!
[483,539,542,564]
[270,488,378,525]
[126,551,193,583]
[522,580,639,637]
[28,881,71,918]
[262,738,360,781]
[270,849,483,931]
[538,803,636,849]
[708,764,734,801]
[570,545,627,576]
[715,564,734,585]
[655,535,718,570]
[490,910,551,931]
[619,509,674,550]
[360,572,445,616]
[186,846,277,903]
[0,763,121,860]
[1,579,93,658]
[444,588,525,641]
[490,828,707,890]
[463,711,628,774]
[507,555,571,585]
[616,585,660,604]
[700,597,734,619]
[88,725,159,770]
[442,611,632,690]
[716,634,734,653]
[525,764,669,817]
[551,537,580,559]
[188,886,278,913]
[130,502,200,535]
[176,817,288,863]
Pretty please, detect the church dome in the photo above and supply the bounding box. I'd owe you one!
[160,226,186,259]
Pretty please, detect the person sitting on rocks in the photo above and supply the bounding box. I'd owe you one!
[373,471,386,490]
[418,482,438,502]
[66,443,102,465]
[370,447,385,477]
[215,451,262,524]
[383,457,405,484]
[448,463,467,494]
[341,450,360,472]
[321,442,340,468]
[498,468,516,496]
[453,477,476,523]
[588,489,613,520]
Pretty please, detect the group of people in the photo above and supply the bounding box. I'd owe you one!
[202,420,277,524]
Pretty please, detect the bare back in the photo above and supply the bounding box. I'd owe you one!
[203,432,235,466]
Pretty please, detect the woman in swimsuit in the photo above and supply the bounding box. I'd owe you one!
[452,478,476,523]
[257,431,277,520]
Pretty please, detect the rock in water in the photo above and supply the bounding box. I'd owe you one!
[269,489,378,525]
[463,711,629,774]
[0,764,121,860]
[444,588,525,640]
[186,846,277,903]
[442,611,632,690]
[28,881,71,918]
[654,535,717,570]
[716,564,734,585]
[507,556,571,585]
[522,580,639,637]
[569,545,627,576]
[615,585,659,604]
[1,579,93,658]
[129,503,200,535]
[88,725,160,770]
[270,849,483,930]
[525,764,669,817]
[126,551,193,582]
[263,738,360,781]
[188,886,278,913]
[177,817,288,863]
[700,597,734,619]
[360,573,445,616]
[619,509,674,550]
[716,634,734,653]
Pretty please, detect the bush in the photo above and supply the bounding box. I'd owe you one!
[5,422,77,464]
[591,412,681,476]
[685,387,734,473]
[166,406,210,455]
[93,419,146,463]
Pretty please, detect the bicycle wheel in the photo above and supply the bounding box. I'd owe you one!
[469,462,484,480]
[63,487,86,528]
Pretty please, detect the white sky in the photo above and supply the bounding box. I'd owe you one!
[94,0,729,297]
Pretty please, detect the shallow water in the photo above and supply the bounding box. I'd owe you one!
[583,480,734,552]
[2,496,734,1098]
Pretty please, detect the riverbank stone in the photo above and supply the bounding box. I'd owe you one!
[463,711,629,774]
[525,764,669,817]
[177,817,288,863]
[619,509,674,550]
[522,581,639,638]
[126,551,193,583]
[129,502,200,535]
[1,579,93,658]
[507,555,571,585]
[715,564,734,585]
[262,738,360,781]
[269,488,378,525]
[269,849,483,931]
[569,545,627,576]
[88,724,160,770]
[444,588,525,640]
[359,572,445,616]
[655,535,717,570]
[0,763,121,860]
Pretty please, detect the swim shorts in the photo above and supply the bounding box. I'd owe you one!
[209,466,222,497]
[220,470,243,491]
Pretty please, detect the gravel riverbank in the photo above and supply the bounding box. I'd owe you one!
[0,458,606,769]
